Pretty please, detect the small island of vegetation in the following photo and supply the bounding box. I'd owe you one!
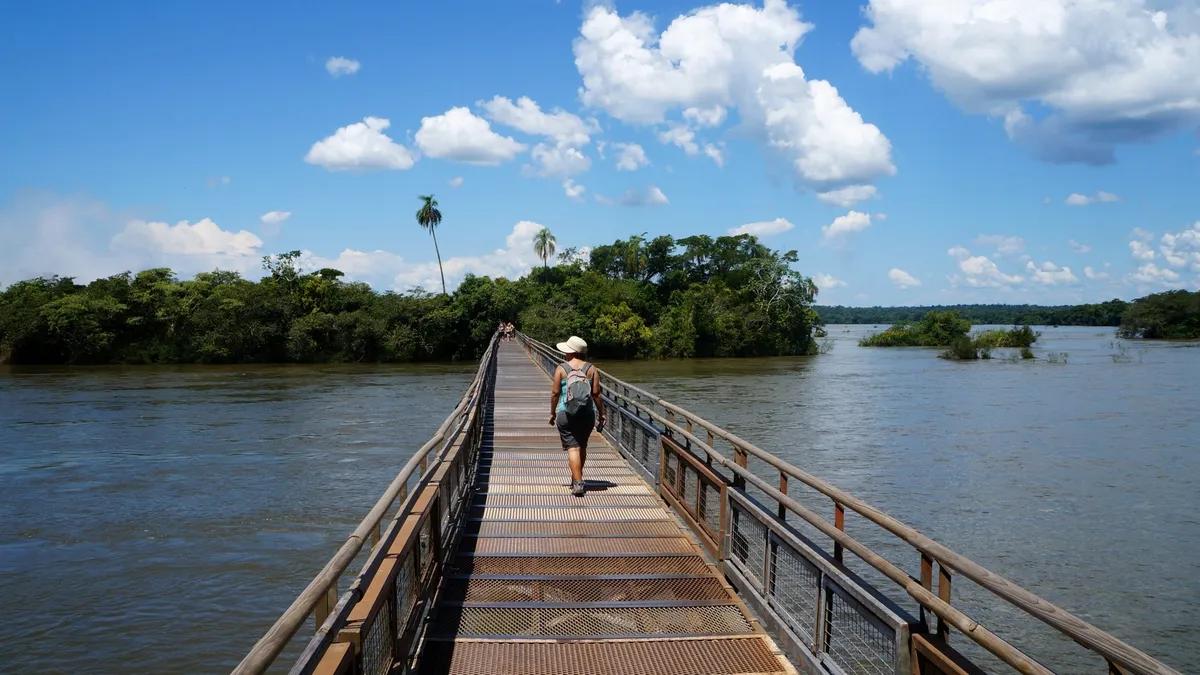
[858,310,1038,360]
[0,232,823,365]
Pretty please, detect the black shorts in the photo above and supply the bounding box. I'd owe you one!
[555,409,595,449]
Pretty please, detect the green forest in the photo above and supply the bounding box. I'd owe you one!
[817,301,1130,326]
[0,233,822,364]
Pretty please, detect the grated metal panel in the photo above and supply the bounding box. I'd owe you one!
[473,494,661,508]
[472,506,672,522]
[476,474,643,485]
[478,483,653,496]
[451,556,713,576]
[419,637,789,675]
[481,467,633,477]
[459,536,696,557]
[442,577,731,604]
[824,589,895,675]
[467,520,683,538]
[435,605,754,638]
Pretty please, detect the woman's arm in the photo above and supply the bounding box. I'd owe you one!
[549,367,562,425]
[591,367,606,426]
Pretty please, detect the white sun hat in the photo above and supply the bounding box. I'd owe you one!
[556,335,588,354]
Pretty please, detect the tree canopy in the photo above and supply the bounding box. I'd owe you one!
[0,233,823,364]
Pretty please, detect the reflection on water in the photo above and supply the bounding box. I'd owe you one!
[604,326,1200,672]
[0,327,1196,672]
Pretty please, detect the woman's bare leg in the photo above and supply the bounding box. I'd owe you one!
[568,446,584,483]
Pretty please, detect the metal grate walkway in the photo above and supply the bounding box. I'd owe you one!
[421,342,794,675]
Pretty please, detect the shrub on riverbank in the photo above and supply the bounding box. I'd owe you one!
[0,233,823,364]
[858,311,971,347]
[973,325,1038,349]
[862,312,1040,360]
[1117,290,1200,339]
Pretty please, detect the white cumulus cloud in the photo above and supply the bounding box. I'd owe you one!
[1066,191,1120,206]
[975,234,1026,256]
[703,143,725,167]
[948,245,1023,287]
[574,1,894,190]
[1025,260,1078,285]
[852,0,1200,164]
[684,105,727,127]
[821,210,873,241]
[325,56,361,77]
[610,185,669,207]
[415,107,526,165]
[114,218,262,258]
[1068,239,1092,254]
[260,210,291,225]
[613,142,649,171]
[528,142,590,177]
[816,184,877,207]
[1130,262,1180,285]
[1160,221,1200,271]
[1083,265,1109,280]
[728,217,794,237]
[449,176,464,188]
[814,273,846,289]
[563,179,586,201]
[658,124,699,155]
[481,96,595,146]
[888,267,921,289]
[1130,239,1156,261]
[305,117,416,171]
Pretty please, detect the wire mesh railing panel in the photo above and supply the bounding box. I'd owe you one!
[682,464,698,515]
[699,479,721,537]
[394,555,416,640]
[730,504,768,591]
[823,586,896,675]
[663,451,678,494]
[769,538,821,647]
[360,596,395,675]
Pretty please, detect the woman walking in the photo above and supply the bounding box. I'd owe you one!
[548,336,606,497]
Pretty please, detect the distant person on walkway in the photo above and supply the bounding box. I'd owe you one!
[549,335,606,497]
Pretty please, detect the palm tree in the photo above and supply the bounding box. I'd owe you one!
[533,227,556,269]
[416,194,446,294]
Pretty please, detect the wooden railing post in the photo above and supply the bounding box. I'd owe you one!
[937,565,952,640]
[314,581,339,629]
[920,553,934,630]
[777,472,788,521]
[833,501,845,563]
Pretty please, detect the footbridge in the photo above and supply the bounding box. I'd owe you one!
[234,334,1178,675]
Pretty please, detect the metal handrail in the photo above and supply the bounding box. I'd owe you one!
[233,333,500,675]
[517,332,1178,675]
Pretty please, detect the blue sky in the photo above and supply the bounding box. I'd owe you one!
[1,0,1197,305]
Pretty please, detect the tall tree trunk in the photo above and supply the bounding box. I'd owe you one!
[431,227,447,294]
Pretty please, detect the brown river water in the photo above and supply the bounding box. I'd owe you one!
[0,326,1197,672]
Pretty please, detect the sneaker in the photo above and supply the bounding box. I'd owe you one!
[571,480,585,497]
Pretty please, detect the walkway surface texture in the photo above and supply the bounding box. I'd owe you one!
[420,342,794,675]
